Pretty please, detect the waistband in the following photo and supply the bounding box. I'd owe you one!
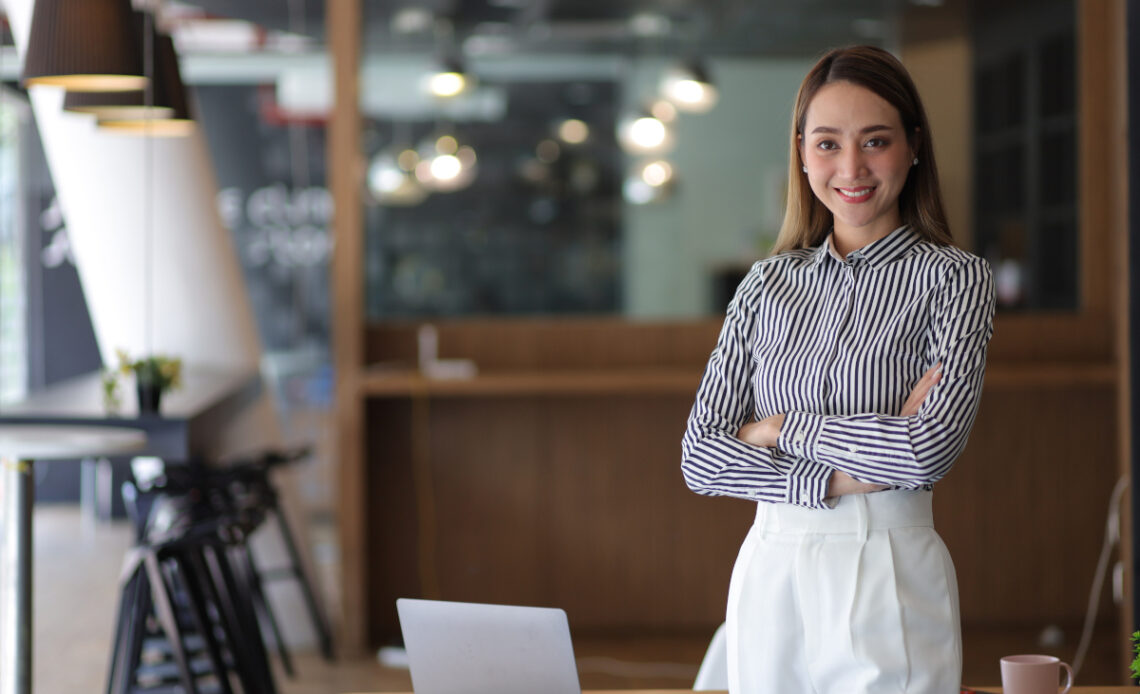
[754,489,933,537]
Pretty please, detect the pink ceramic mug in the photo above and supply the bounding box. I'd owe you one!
[1000,654,1073,694]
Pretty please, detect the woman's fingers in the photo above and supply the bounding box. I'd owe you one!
[827,470,889,497]
[900,362,942,417]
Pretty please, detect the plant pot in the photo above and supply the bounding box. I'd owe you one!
[136,381,163,414]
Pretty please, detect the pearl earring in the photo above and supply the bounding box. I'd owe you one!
[802,165,808,173]
[912,157,919,166]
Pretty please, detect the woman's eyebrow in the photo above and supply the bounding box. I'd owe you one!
[809,124,895,135]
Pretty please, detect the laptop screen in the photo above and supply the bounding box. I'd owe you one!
[396,598,582,694]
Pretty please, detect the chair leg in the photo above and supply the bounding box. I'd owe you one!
[172,550,235,694]
[189,546,253,694]
[118,565,152,694]
[104,566,140,694]
[204,542,278,694]
[270,503,335,660]
[236,544,294,677]
[144,551,200,694]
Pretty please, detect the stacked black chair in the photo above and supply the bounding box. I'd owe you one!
[105,448,334,694]
[200,447,336,664]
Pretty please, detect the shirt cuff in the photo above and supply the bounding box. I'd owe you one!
[785,456,833,509]
[779,410,827,460]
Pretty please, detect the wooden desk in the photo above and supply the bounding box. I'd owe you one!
[0,368,260,694]
[0,366,261,460]
[977,689,1135,693]
[344,691,705,694]
[0,425,146,694]
[345,689,1138,694]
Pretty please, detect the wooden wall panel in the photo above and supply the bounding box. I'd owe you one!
[364,392,757,641]
[938,385,1118,625]
[363,379,1118,643]
[365,399,419,647]
[430,399,546,607]
[539,395,750,632]
[365,319,722,370]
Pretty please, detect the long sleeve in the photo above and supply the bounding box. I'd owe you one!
[778,256,995,487]
[681,267,835,509]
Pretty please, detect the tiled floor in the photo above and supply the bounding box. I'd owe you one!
[23,505,705,693]
[26,505,403,693]
[16,505,1130,693]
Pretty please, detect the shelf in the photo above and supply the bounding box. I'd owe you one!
[359,366,704,398]
[357,361,1117,398]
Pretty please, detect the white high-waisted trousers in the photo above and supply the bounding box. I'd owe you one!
[726,489,960,693]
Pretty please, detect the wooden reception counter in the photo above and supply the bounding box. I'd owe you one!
[338,319,1120,650]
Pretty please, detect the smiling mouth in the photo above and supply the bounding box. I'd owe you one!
[836,186,875,203]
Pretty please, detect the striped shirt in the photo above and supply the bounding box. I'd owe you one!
[681,225,996,510]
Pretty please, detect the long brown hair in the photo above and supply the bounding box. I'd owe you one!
[772,45,952,254]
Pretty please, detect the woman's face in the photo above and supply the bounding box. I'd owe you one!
[800,80,916,242]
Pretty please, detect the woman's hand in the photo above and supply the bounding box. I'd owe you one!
[736,413,786,448]
[740,363,943,498]
[829,362,942,499]
[828,470,887,497]
[901,362,942,416]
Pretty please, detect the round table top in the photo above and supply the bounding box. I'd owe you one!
[0,424,146,461]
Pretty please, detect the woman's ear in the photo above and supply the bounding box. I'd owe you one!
[911,127,923,160]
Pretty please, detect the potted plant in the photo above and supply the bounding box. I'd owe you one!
[1132,631,1140,681]
[114,349,182,414]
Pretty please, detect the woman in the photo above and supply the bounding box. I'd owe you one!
[681,45,995,693]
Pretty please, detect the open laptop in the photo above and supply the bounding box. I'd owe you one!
[396,598,582,694]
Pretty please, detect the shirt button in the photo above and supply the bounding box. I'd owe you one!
[748,490,757,498]
[800,492,810,503]
[846,444,860,454]
[794,431,806,443]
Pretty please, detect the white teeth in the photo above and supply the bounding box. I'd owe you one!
[839,188,871,198]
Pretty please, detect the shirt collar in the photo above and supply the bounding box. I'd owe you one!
[811,225,922,269]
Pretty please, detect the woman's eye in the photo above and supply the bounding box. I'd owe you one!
[816,140,838,151]
[864,137,888,148]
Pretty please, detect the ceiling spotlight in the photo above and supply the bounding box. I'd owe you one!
[435,134,459,154]
[624,159,677,205]
[557,118,589,145]
[618,110,673,154]
[640,160,674,187]
[367,149,428,206]
[428,71,466,98]
[397,148,420,172]
[415,133,478,192]
[426,57,474,98]
[630,118,665,147]
[661,60,719,113]
[429,154,462,181]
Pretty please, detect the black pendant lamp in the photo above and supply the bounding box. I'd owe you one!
[63,89,174,121]
[22,0,147,92]
[99,17,195,137]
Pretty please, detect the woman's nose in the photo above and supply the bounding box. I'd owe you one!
[837,147,867,179]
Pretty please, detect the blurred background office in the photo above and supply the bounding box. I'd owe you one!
[0,0,1131,689]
